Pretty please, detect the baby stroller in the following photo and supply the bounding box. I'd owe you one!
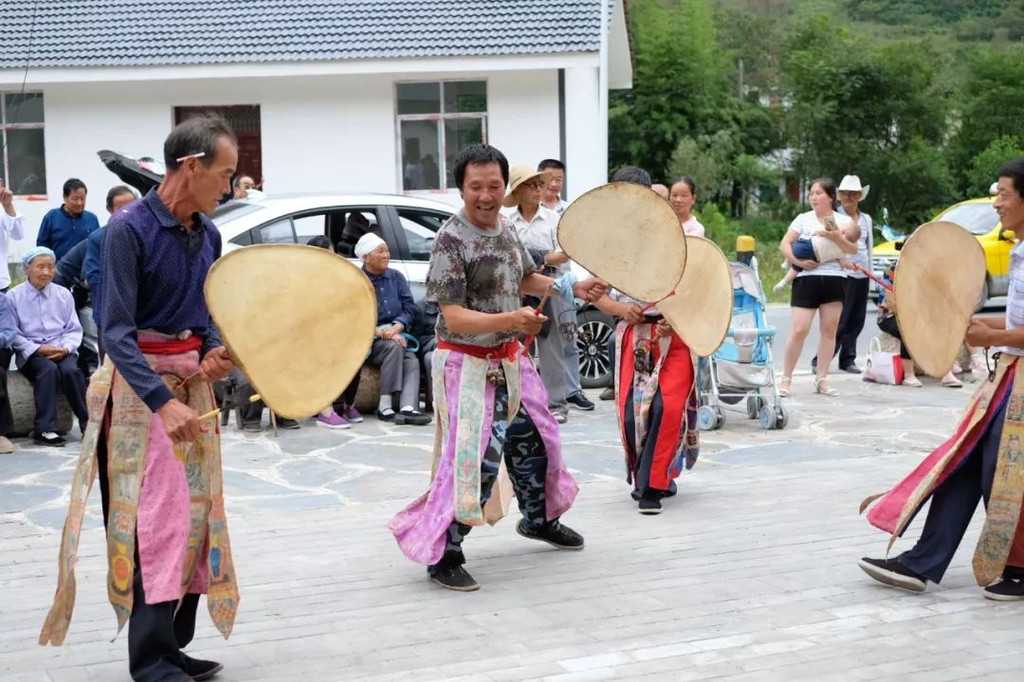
[697,260,788,431]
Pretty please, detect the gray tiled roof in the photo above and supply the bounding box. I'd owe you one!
[0,1,603,69]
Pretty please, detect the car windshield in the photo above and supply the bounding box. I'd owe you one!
[211,200,267,222]
[937,203,1000,236]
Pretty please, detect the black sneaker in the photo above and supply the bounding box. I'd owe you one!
[183,654,224,681]
[516,520,584,550]
[430,564,480,592]
[638,497,662,515]
[276,417,301,430]
[857,557,926,593]
[551,409,568,424]
[567,392,596,411]
[983,577,1024,601]
[242,421,262,433]
[395,408,431,426]
[841,364,863,374]
[33,433,66,447]
[599,386,615,401]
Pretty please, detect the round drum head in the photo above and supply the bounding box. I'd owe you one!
[660,237,733,356]
[205,244,378,419]
[558,182,686,302]
[893,221,987,378]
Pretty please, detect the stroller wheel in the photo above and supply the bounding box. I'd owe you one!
[746,395,766,420]
[760,405,789,430]
[775,405,789,430]
[697,405,721,431]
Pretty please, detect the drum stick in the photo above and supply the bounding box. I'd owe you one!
[198,394,262,421]
[851,263,892,292]
[522,290,554,352]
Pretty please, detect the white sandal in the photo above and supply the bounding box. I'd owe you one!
[814,377,838,396]
[778,375,792,398]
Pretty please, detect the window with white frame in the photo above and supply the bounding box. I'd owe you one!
[1,92,46,195]
[396,81,487,191]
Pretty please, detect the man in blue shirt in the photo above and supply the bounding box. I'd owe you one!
[37,178,101,260]
[80,186,137,357]
[40,116,238,682]
[355,232,430,425]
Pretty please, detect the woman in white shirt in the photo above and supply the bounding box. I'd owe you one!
[669,177,706,237]
[778,178,860,397]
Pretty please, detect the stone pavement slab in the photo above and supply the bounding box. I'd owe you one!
[2,371,1024,681]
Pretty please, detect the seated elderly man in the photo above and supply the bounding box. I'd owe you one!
[9,247,89,446]
[355,233,430,425]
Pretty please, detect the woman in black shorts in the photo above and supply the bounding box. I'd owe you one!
[778,178,860,396]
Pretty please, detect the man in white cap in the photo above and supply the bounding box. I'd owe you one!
[503,166,593,423]
[355,232,431,425]
[813,174,873,374]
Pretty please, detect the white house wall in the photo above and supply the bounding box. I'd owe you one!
[6,66,602,259]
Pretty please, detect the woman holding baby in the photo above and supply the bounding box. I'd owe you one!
[777,177,860,397]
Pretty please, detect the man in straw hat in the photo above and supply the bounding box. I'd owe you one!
[811,174,873,374]
[39,115,240,682]
[859,158,1024,601]
[504,165,594,424]
[591,166,700,515]
[390,143,607,591]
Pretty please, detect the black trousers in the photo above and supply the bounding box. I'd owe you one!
[899,394,1024,583]
[812,277,869,368]
[20,353,89,433]
[97,410,198,682]
[0,348,14,436]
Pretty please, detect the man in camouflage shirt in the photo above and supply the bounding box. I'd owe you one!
[389,144,606,591]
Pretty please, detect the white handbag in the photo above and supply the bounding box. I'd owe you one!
[863,336,905,385]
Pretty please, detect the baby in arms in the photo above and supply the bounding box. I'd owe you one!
[773,215,852,292]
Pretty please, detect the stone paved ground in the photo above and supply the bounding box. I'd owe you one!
[3,368,1024,681]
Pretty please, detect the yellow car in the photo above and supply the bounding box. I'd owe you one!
[871,197,1015,305]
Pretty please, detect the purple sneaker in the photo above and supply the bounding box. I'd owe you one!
[342,405,363,423]
[316,412,351,430]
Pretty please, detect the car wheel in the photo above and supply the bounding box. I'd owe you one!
[575,308,616,389]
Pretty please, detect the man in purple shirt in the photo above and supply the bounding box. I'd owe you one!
[8,246,88,447]
[40,116,238,682]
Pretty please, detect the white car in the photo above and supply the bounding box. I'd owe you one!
[212,193,454,300]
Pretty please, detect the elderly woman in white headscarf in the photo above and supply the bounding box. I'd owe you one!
[8,246,90,446]
[355,232,431,425]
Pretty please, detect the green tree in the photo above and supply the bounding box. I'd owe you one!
[608,0,734,181]
[967,136,1024,197]
[949,46,1024,192]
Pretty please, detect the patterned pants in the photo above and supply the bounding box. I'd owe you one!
[429,383,551,572]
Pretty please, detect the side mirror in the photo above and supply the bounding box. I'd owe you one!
[1002,229,1016,242]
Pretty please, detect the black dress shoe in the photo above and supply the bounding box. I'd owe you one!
[429,564,480,592]
[857,557,926,592]
[638,496,663,515]
[377,409,396,422]
[276,417,301,430]
[33,433,66,447]
[841,364,863,374]
[242,421,262,433]
[395,408,431,425]
[183,654,224,681]
[567,392,596,411]
[516,519,584,549]
[984,577,1024,601]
